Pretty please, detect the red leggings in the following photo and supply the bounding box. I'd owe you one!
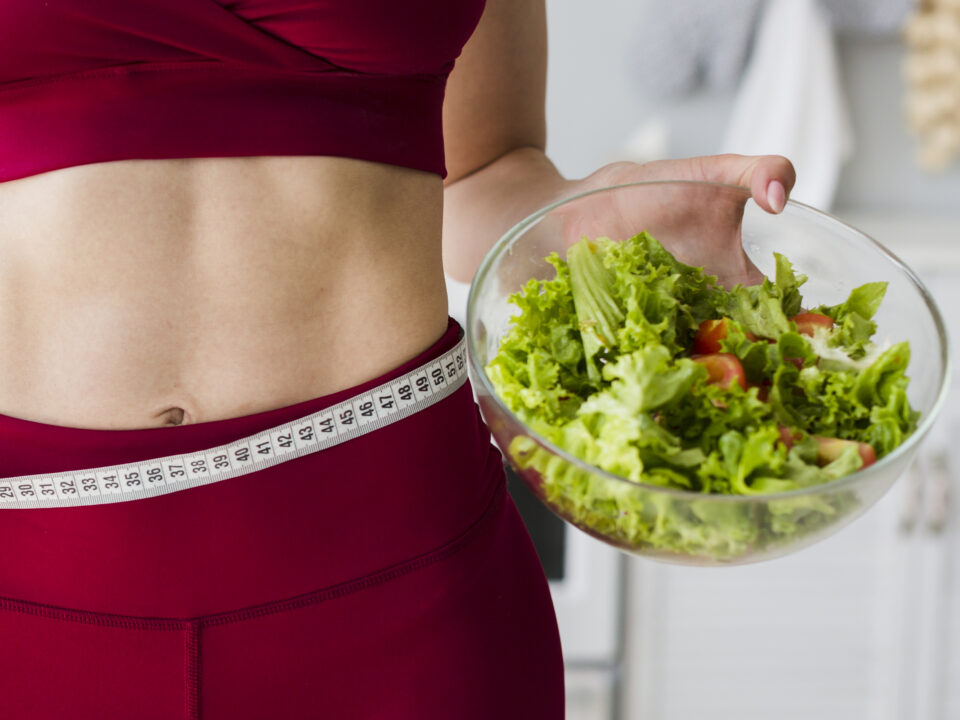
[0,319,564,719]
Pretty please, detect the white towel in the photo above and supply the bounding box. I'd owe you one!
[721,0,854,210]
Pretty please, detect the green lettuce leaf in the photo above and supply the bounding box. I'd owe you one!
[718,251,809,339]
[775,252,807,317]
[568,239,624,383]
[814,281,888,359]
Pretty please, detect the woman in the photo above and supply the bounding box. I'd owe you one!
[0,0,795,718]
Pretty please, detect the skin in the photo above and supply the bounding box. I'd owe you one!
[0,0,795,430]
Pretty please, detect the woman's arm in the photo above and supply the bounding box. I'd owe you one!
[442,0,796,283]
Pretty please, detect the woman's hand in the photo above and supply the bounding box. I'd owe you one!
[579,154,796,216]
[554,154,797,289]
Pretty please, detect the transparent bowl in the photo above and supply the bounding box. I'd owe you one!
[467,181,951,566]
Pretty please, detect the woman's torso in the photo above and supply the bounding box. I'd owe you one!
[0,156,448,429]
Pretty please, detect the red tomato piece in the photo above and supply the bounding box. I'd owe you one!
[694,318,759,354]
[693,319,727,354]
[692,353,747,391]
[777,425,803,448]
[814,436,876,468]
[790,312,834,336]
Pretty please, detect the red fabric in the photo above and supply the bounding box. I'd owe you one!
[0,319,564,719]
[0,0,487,181]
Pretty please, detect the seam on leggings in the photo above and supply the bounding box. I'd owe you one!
[185,620,200,720]
[0,476,506,630]
[0,595,188,630]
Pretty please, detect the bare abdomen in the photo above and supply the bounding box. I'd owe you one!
[0,156,448,429]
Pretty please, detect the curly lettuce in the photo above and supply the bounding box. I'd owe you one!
[486,232,920,561]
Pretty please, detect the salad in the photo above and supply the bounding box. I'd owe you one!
[485,232,920,560]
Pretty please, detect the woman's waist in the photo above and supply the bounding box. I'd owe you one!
[0,319,506,618]
[0,267,449,429]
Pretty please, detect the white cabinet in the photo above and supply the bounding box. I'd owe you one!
[621,217,960,720]
[623,479,914,720]
[941,488,960,720]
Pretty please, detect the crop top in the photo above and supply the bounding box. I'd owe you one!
[0,0,487,182]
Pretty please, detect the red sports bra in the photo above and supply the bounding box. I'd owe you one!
[0,0,486,182]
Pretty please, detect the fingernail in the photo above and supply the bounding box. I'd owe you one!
[767,180,786,213]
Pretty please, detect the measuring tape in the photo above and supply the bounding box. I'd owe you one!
[0,336,468,510]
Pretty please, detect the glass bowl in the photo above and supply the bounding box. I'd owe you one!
[466,181,951,566]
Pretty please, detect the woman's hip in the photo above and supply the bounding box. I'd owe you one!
[0,482,565,719]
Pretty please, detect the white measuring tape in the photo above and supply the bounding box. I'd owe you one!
[0,336,468,510]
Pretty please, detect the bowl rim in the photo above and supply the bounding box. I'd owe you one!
[466,179,953,502]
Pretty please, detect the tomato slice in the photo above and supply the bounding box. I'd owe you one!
[777,425,802,448]
[814,436,876,468]
[790,312,834,336]
[692,353,747,391]
[778,427,876,468]
[693,318,758,354]
[694,319,727,354]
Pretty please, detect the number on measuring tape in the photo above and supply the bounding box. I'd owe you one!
[0,482,15,502]
[13,480,37,501]
[13,479,36,501]
[355,395,378,427]
[77,473,100,497]
[269,429,297,457]
[391,381,416,409]
[206,451,231,473]
[141,462,166,488]
[376,388,398,415]
[316,412,336,437]
[412,371,432,399]
[189,457,211,476]
[160,460,184,484]
[122,469,142,492]
[54,476,78,500]
[334,406,355,434]
[37,478,57,498]
[97,470,122,495]
[253,438,274,459]
[293,420,316,449]
[227,443,253,469]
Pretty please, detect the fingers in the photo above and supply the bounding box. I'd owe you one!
[713,153,796,215]
[670,153,797,214]
[687,153,796,213]
[595,154,797,215]
[743,155,796,214]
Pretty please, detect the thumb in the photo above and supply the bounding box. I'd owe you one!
[627,154,797,214]
[700,153,797,214]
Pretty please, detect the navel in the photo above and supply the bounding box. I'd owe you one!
[159,406,187,426]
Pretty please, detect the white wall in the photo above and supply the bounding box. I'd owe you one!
[544,1,960,214]
[544,0,651,178]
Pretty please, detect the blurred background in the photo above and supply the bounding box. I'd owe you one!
[447,1,960,718]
